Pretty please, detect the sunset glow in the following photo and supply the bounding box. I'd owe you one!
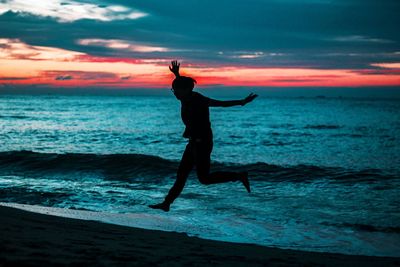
[1,39,399,88]
[0,0,399,90]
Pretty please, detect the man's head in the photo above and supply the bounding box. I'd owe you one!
[171,76,196,100]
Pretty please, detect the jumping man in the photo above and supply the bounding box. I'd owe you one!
[149,61,257,212]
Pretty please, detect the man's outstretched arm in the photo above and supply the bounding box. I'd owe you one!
[209,93,258,107]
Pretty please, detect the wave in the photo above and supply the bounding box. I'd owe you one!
[0,151,397,183]
[0,115,29,119]
[0,151,177,182]
[0,187,72,206]
[322,222,400,234]
[304,124,342,130]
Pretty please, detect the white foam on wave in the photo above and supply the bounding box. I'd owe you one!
[0,202,187,233]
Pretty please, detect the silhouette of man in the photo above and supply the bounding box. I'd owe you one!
[149,61,257,212]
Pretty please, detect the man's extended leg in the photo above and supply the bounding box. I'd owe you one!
[194,140,250,192]
[149,142,194,211]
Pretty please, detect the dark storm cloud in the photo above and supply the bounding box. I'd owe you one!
[0,77,30,80]
[0,0,399,69]
[48,71,118,80]
[55,75,73,80]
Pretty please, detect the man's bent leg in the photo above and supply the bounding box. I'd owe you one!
[194,140,250,192]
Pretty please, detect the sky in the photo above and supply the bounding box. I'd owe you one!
[0,0,399,91]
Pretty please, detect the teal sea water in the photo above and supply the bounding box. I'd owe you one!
[0,94,399,256]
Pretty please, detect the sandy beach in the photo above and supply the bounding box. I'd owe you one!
[0,206,398,266]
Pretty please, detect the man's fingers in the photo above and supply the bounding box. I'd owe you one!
[244,93,258,104]
[248,93,258,100]
[170,60,180,70]
[246,93,255,99]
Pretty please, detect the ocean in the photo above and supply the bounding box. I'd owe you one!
[0,93,399,257]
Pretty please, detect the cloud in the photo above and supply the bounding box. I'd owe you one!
[0,76,29,80]
[224,51,286,59]
[370,63,400,69]
[0,38,84,60]
[1,0,399,70]
[331,35,394,44]
[0,0,147,22]
[77,39,170,53]
[55,75,72,80]
[0,0,399,88]
[47,71,119,80]
[352,69,400,75]
[231,52,265,59]
[350,63,400,75]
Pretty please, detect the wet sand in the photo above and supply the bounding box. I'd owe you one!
[0,205,399,266]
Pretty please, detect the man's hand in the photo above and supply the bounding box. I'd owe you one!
[169,60,180,77]
[242,93,258,106]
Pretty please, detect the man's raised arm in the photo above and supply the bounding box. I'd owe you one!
[169,60,180,78]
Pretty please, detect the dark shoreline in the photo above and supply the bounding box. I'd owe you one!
[0,206,399,266]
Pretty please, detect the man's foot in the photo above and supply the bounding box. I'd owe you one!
[240,172,251,193]
[148,202,170,212]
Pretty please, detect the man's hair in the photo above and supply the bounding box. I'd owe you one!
[172,76,197,91]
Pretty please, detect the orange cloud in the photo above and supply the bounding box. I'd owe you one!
[370,63,400,69]
[0,38,84,61]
